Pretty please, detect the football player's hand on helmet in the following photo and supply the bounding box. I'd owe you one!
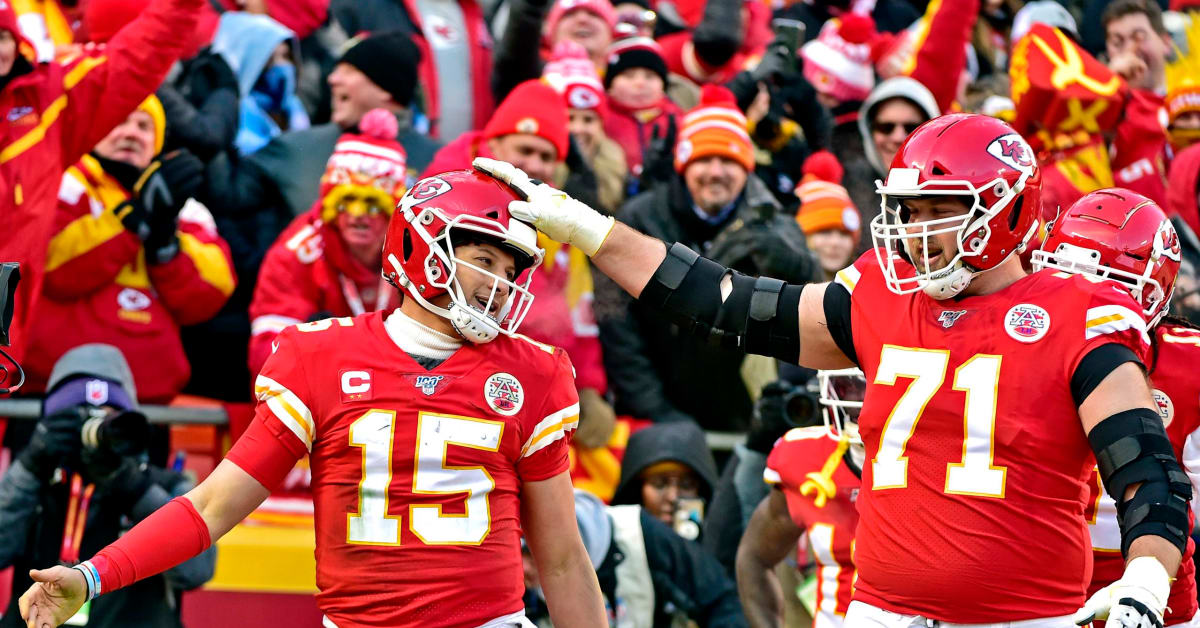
[472,158,614,256]
[1073,556,1170,628]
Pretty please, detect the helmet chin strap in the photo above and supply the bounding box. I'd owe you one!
[920,261,974,300]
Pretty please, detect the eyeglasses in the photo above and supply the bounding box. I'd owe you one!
[872,121,923,136]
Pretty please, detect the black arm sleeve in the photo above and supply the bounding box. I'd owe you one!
[640,510,749,628]
[491,0,554,102]
[1071,343,1144,407]
[822,282,857,366]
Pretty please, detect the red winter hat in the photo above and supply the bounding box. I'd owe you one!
[484,80,570,160]
[674,84,754,173]
[319,108,408,222]
[0,0,32,52]
[545,0,616,41]
[543,40,607,114]
[801,13,877,103]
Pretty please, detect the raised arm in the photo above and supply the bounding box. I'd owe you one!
[473,158,851,369]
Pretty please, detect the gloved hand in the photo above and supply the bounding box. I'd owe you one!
[1073,556,1170,628]
[638,114,677,193]
[132,149,205,260]
[574,387,616,449]
[17,407,85,480]
[81,447,151,509]
[473,158,614,256]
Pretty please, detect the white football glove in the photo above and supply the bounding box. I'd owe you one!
[472,157,615,256]
[1073,556,1170,628]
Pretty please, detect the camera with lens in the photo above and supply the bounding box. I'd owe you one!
[81,407,150,457]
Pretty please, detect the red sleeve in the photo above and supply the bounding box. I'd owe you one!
[903,0,978,113]
[148,214,236,326]
[225,406,308,490]
[43,173,140,299]
[247,223,327,376]
[244,328,318,455]
[58,0,204,165]
[516,348,580,482]
[1067,279,1153,377]
[86,497,211,596]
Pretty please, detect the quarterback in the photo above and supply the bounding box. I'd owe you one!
[19,170,607,628]
[1033,188,1200,626]
[474,112,1191,627]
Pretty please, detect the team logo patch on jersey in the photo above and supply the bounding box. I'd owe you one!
[938,310,967,328]
[1152,388,1174,427]
[85,379,109,406]
[414,375,445,396]
[484,372,524,416]
[340,370,373,402]
[1004,303,1050,342]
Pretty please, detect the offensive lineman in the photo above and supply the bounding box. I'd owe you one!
[1033,188,1200,626]
[19,170,607,628]
[474,112,1192,627]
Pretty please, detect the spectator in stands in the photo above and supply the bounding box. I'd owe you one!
[0,0,203,365]
[0,344,216,627]
[800,14,876,119]
[1104,0,1172,94]
[223,30,437,219]
[422,79,568,183]
[545,0,616,70]
[654,0,770,87]
[330,0,495,140]
[523,489,747,627]
[208,12,310,156]
[602,37,682,176]
[774,0,919,44]
[793,153,861,281]
[849,76,939,241]
[248,109,407,375]
[612,422,718,535]
[542,41,628,213]
[22,98,235,405]
[594,86,817,432]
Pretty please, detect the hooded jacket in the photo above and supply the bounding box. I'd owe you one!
[596,175,818,431]
[0,0,204,364]
[612,421,719,507]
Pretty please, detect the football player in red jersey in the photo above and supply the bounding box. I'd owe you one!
[737,369,866,628]
[18,170,607,628]
[474,111,1193,627]
[1032,188,1200,627]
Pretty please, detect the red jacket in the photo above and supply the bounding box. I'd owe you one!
[0,0,202,363]
[248,207,393,376]
[603,98,682,174]
[1112,89,1169,207]
[656,0,769,85]
[1168,142,1200,238]
[23,155,236,402]
[419,130,492,178]
[402,0,494,139]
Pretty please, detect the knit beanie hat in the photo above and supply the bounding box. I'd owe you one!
[483,79,570,160]
[543,41,607,114]
[319,109,407,222]
[674,84,754,173]
[138,94,167,156]
[339,30,422,107]
[801,13,877,104]
[545,0,617,40]
[794,151,860,242]
[604,36,668,89]
[44,344,139,415]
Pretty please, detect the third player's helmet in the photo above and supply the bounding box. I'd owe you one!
[1032,188,1181,327]
[382,170,544,343]
[871,113,1042,299]
[818,368,865,445]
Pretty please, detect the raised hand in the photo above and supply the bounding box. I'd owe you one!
[20,566,88,628]
[472,158,614,256]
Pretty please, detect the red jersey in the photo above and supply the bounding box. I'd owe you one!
[1086,323,1200,625]
[226,310,579,627]
[764,427,860,628]
[832,251,1151,623]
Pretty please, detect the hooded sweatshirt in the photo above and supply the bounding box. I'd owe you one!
[612,421,719,507]
[210,12,310,155]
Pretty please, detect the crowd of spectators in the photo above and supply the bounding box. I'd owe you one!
[3,0,1200,625]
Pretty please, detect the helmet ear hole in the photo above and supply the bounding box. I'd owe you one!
[485,209,500,219]
[402,229,414,261]
[1008,196,1024,232]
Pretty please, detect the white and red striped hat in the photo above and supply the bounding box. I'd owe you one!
[542,40,607,114]
[674,84,754,173]
[319,108,408,219]
[801,13,877,104]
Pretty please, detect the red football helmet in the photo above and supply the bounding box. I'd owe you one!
[818,368,865,445]
[382,170,544,343]
[1031,188,1181,327]
[871,113,1042,299]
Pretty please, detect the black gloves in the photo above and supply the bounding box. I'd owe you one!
[116,149,206,263]
[562,135,603,213]
[17,407,85,480]
[638,114,677,194]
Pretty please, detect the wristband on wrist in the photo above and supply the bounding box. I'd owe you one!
[73,561,101,600]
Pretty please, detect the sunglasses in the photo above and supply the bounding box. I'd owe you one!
[872,121,923,135]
